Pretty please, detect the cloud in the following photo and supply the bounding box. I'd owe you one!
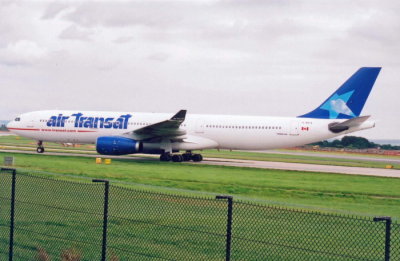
[41,2,70,19]
[63,1,184,28]
[114,36,135,44]
[0,40,47,66]
[350,9,400,46]
[59,25,93,41]
[0,0,399,139]
[147,52,169,62]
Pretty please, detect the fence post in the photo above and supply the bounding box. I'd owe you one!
[93,179,110,261]
[373,216,392,261]
[216,195,233,261]
[1,168,17,261]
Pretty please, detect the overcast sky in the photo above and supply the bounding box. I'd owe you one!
[0,0,399,139]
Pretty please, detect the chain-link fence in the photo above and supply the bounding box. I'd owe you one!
[0,168,399,260]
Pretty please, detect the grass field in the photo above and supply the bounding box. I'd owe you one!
[1,169,398,261]
[1,136,400,260]
[1,151,400,220]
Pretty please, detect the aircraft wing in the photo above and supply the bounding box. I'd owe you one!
[126,110,187,140]
[329,115,370,133]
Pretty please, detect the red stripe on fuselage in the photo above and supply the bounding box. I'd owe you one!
[8,128,97,133]
[8,128,40,131]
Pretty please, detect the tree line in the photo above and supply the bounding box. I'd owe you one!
[311,136,400,150]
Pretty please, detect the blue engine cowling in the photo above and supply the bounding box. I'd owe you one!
[96,136,143,155]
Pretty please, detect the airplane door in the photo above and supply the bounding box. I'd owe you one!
[290,121,299,136]
[195,119,205,134]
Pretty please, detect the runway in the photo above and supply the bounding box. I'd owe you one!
[0,132,14,136]
[1,148,399,178]
[202,157,400,178]
[251,150,400,164]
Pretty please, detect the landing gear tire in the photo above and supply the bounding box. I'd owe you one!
[182,153,192,161]
[160,153,172,162]
[36,141,44,153]
[172,154,184,163]
[191,154,203,162]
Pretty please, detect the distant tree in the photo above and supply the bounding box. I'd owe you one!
[331,139,343,148]
[381,144,400,150]
[341,136,371,149]
[309,136,399,150]
[322,140,330,147]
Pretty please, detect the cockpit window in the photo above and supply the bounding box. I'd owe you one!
[15,117,21,122]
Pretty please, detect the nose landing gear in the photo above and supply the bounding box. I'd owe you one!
[36,141,45,153]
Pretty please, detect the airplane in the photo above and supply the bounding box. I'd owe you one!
[7,67,381,162]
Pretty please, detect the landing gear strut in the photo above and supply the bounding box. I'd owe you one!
[36,141,45,153]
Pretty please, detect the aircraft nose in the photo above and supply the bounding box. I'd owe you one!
[6,121,14,129]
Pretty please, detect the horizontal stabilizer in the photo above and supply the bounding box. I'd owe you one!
[328,116,370,133]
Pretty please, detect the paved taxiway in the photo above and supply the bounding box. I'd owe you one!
[1,149,399,178]
[252,150,400,164]
[0,133,14,136]
[203,157,400,178]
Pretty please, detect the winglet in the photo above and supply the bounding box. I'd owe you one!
[171,110,187,121]
[299,67,381,119]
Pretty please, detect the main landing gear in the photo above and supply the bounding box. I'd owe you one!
[159,152,203,162]
[36,141,45,153]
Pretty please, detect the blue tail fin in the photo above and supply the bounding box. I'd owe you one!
[299,67,381,119]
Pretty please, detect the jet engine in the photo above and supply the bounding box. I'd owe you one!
[96,136,143,155]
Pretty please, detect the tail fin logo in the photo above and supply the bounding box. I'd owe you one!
[320,90,355,119]
[298,67,381,119]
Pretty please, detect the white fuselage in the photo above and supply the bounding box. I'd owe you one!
[7,110,375,152]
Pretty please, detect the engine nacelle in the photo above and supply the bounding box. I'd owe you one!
[96,136,143,155]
